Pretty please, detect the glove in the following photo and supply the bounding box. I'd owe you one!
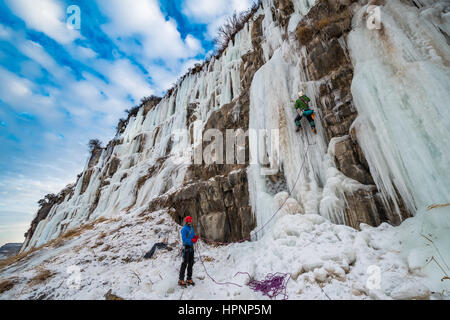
[192,235,199,243]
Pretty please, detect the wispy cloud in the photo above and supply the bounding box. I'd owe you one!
[182,0,254,38]
[5,0,80,44]
[98,0,203,62]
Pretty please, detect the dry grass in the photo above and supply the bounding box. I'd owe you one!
[52,217,112,248]
[296,25,313,44]
[105,289,124,300]
[28,269,54,287]
[421,234,449,282]
[316,17,335,30]
[0,246,42,271]
[316,13,348,30]
[0,216,116,271]
[98,232,107,240]
[296,9,351,45]
[92,241,104,249]
[427,203,450,211]
[202,256,215,263]
[72,245,84,254]
[96,216,110,224]
[0,278,17,294]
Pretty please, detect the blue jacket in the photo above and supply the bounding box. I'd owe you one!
[181,225,196,246]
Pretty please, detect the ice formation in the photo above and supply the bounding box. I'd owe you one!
[4,0,449,299]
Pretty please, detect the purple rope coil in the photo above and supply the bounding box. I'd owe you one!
[235,272,291,300]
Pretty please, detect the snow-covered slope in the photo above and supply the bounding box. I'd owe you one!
[0,208,440,300]
[2,0,449,299]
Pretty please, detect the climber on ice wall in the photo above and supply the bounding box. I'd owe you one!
[294,91,316,134]
[178,216,199,287]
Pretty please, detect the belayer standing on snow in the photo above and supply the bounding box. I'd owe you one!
[294,91,316,134]
[178,216,199,287]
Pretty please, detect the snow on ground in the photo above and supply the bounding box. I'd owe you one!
[1,203,447,300]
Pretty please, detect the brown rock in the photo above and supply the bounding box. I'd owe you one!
[333,136,374,185]
[199,212,229,242]
[108,157,121,178]
[344,188,381,229]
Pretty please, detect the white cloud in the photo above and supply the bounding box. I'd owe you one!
[186,0,253,19]
[73,46,98,60]
[93,0,209,95]
[5,0,80,44]
[0,27,151,126]
[97,0,203,61]
[183,0,254,39]
[17,40,70,81]
[29,57,154,132]
[0,66,59,122]
[9,76,33,98]
[0,67,33,102]
[182,0,228,21]
[185,34,202,53]
[99,59,154,101]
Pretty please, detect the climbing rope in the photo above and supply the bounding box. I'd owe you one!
[196,236,292,299]
[195,242,242,288]
[194,133,317,299]
[236,272,291,300]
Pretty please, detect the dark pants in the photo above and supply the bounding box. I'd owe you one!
[179,245,194,281]
[295,111,315,129]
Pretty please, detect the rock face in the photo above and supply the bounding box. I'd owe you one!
[22,0,441,250]
[149,169,253,242]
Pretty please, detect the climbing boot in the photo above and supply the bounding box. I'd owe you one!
[296,126,301,132]
[178,280,187,287]
[311,128,317,134]
[186,279,195,286]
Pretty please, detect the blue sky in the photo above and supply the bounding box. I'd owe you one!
[0,0,253,246]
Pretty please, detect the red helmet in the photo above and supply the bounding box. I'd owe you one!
[185,216,193,223]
